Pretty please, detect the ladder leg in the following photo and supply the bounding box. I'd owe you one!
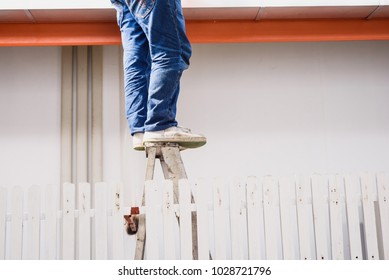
[160,146,188,180]
[145,147,157,181]
[134,215,146,260]
[134,147,157,260]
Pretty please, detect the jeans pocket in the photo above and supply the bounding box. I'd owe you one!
[127,0,155,19]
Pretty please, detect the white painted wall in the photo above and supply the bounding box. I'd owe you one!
[1,41,389,193]
[179,41,389,180]
[0,46,61,187]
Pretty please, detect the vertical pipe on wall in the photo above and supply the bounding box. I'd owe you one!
[60,47,73,185]
[88,47,93,186]
[76,46,89,184]
[91,46,103,185]
[72,46,77,184]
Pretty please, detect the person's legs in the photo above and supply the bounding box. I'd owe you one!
[122,28,150,135]
[128,0,192,132]
[112,0,151,135]
[113,0,206,149]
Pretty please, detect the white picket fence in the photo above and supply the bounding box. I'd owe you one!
[1,173,388,260]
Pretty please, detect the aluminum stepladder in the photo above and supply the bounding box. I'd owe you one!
[132,142,199,260]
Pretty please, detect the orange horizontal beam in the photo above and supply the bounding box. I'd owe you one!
[0,23,121,46]
[0,19,389,46]
[187,19,389,43]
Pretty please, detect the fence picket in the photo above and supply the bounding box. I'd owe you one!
[377,173,389,259]
[94,182,108,260]
[196,179,210,260]
[311,174,331,260]
[360,173,380,260]
[112,183,125,260]
[344,174,363,260]
[328,175,344,259]
[0,187,6,260]
[229,178,245,260]
[145,180,160,259]
[78,183,91,260]
[246,176,265,259]
[26,186,41,260]
[263,176,282,259]
[279,176,300,260]
[62,183,75,260]
[10,186,23,260]
[162,180,176,259]
[295,176,315,260]
[44,185,58,260]
[179,179,193,260]
[213,178,227,259]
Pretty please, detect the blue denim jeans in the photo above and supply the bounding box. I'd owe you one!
[111,0,192,135]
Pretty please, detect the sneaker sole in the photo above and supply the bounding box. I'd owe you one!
[143,137,206,149]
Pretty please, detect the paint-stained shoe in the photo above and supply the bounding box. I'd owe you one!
[132,133,145,151]
[143,126,206,149]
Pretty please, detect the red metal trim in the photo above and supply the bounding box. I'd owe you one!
[187,19,389,43]
[0,23,121,46]
[0,19,389,46]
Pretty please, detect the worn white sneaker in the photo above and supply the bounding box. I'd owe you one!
[143,126,206,149]
[132,133,145,151]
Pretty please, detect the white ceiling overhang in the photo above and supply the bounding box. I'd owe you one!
[0,0,388,22]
